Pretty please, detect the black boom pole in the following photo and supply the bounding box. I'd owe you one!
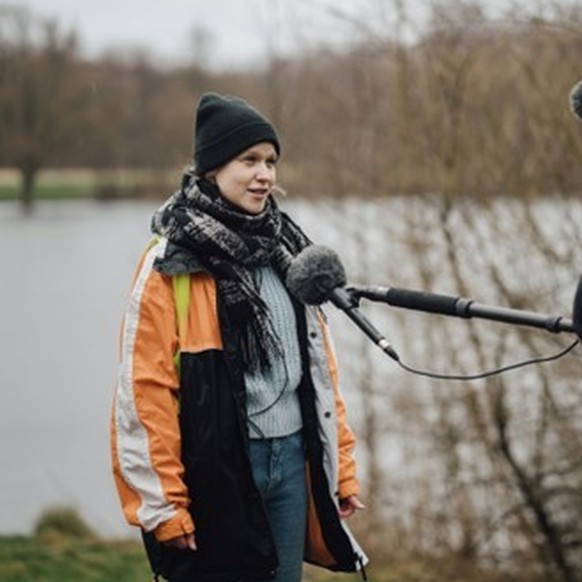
[349,279,582,339]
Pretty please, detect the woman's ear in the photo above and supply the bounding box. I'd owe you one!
[204,170,217,183]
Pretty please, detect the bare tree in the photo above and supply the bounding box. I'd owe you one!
[0,6,79,211]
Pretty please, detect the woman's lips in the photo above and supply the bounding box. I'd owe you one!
[247,188,268,197]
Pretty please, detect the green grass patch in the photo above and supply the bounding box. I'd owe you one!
[0,539,362,582]
[0,537,532,582]
[0,507,415,581]
[0,185,19,200]
[0,168,175,202]
[0,183,94,201]
[0,505,528,582]
[0,536,151,582]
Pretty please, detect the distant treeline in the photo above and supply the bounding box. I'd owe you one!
[1,1,582,208]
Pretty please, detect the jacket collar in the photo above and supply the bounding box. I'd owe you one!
[153,239,207,276]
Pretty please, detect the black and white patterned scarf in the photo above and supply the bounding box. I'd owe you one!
[151,174,310,372]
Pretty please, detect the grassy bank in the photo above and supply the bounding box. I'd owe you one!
[0,168,175,202]
[0,507,527,582]
[0,536,359,582]
[0,536,150,582]
[0,536,360,582]
[0,535,524,582]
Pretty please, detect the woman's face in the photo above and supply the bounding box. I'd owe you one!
[213,142,278,214]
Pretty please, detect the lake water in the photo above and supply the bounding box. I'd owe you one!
[0,200,161,537]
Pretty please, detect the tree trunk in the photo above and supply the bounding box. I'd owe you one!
[20,165,38,214]
[494,388,579,582]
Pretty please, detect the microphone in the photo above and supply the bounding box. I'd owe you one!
[286,245,400,360]
[570,81,582,121]
[352,285,461,316]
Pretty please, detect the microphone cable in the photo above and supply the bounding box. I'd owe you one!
[394,339,579,381]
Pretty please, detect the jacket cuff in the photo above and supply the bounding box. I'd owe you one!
[339,479,360,501]
[153,509,195,542]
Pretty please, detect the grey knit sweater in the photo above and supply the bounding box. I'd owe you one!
[244,266,303,439]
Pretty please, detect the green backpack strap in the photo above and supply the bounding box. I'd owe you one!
[144,236,191,372]
[172,273,191,370]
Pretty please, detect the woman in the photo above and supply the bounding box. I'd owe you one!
[111,93,367,582]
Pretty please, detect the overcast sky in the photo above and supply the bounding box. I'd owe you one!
[17,0,388,69]
[16,0,538,70]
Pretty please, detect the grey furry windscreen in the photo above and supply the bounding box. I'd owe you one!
[286,245,347,305]
[570,81,582,120]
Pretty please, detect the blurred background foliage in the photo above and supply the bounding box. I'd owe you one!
[1,1,581,209]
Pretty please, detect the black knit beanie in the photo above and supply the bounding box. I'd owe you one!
[194,92,280,175]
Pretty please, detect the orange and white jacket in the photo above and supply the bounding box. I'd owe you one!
[111,237,367,581]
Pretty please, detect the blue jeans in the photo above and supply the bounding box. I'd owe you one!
[246,430,307,582]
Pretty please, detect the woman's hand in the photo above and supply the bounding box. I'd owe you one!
[163,532,197,551]
[338,495,365,519]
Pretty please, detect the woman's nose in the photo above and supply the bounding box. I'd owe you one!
[255,163,274,181]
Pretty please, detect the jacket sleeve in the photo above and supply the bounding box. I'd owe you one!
[111,244,194,542]
[319,315,360,500]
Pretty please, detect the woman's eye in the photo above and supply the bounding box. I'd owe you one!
[239,154,277,167]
